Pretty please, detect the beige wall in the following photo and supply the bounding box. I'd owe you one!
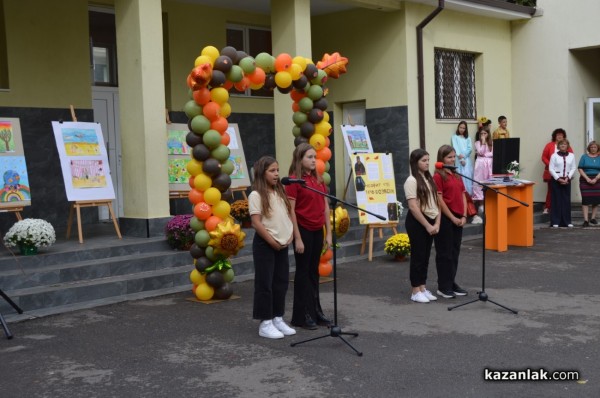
[512,0,600,202]
[0,0,91,108]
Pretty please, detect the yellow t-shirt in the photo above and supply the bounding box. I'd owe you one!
[248,191,293,245]
[403,175,439,220]
[493,127,510,139]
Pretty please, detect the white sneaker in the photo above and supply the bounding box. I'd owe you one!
[410,291,430,303]
[567,224,574,228]
[259,320,284,339]
[272,317,296,336]
[471,215,483,224]
[422,289,437,301]
[552,225,559,228]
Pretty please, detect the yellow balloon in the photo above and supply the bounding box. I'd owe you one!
[186,159,203,176]
[250,82,264,90]
[194,55,213,67]
[292,56,307,71]
[212,200,231,219]
[220,102,232,118]
[204,187,222,205]
[274,71,292,88]
[190,269,206,285]
[305,57,314,65]
[309,133,326,150]
[201,46,220,62]
[289,63,302,80]
[195,283,214,301]
[315,121,332,137]
[323,111,330,122]
[210,87,229,105]
[194,173,212,191]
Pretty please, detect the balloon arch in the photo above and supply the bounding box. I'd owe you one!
[184,45,348,301]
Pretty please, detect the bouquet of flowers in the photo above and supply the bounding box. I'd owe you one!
[384,233,411,257]
[4,218,56,248]
[165,214,195,250]
[506,160,521,178]
[230,199,250,223]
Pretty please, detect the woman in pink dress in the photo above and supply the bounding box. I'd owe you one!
[472,120,493,212]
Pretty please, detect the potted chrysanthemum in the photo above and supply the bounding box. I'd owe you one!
[230,199,250,227]
[384,233,411,261]
[165,214,195,250]
[4,218,56,255]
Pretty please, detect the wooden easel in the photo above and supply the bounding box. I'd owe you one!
[360,222,398,261]
[231,186,248,200]
[0,206,24,220]
[66,199,122,243]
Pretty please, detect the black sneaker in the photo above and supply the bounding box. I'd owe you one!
[590,219,598,225]
[436,289,456,299]
[583,221,589,228]
[452,284,468,296]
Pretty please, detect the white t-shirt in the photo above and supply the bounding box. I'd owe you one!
[403,175,439,220]
[248,190,293,245]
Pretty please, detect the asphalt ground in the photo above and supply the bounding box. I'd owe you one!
[1,226,599,397]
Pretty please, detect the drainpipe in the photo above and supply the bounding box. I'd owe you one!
[417,0,444,149]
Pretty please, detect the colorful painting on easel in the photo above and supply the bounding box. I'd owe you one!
[62,128,101,156]
[167,129,190,155]
[229,155,246,180]
[341,125,374,154]
[0,121,16,153]
[70,159,107,188]
[168,158,189,184]
[0,156,31,202]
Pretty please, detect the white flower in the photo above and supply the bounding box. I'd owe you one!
[4,218,56,248]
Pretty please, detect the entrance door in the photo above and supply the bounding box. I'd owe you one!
[587,98,600,146]
[92,87,123,218]
[341,102,366,204]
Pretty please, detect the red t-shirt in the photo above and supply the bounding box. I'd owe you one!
[285,173,326,231]
[433,171,466,217]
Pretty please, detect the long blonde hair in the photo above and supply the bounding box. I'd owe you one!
[252,156,291,218]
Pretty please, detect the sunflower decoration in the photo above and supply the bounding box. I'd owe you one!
[330,205,350,238]
[208,218,246,257]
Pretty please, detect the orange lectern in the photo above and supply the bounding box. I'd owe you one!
[484,182,534,252]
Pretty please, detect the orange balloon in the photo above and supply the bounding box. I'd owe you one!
[211,116,228,133]
[315,159,325,175]
[291,102,300,112]
[318,261,332,277]
[248,67,266,84]
[221,132,231,146]
[316,147,332,162]
[234,77,250,92]
[188,176,195,189]
[321,248,333,262]
[325,137,331,147]
[202,101,221,121]
[193,201,212,220]
[188,188,205,205]
[204,215,222,232]
[274,53,293,72]
[290,90,306,102]
[193,87,210,105]
[223,81,234,90]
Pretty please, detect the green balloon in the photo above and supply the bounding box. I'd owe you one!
[203,129,222,149]
[190,216,205,232]
[221,159,235,175]
[322,171,331,185]
[311,69,328,86]
[255,52,275,73]
[307,85,324,101]
[292,111,308,126]
[223,268,235,283]
[325,161,330,172]
[299,97,314,113]
[239,56,256,74]
[211,144,231,163]
[205,245,217,261]
[184,100,202,119]
[190,115,210,135]
[292,125,301,137]
[195,230,211,247]
[226,65,244,83]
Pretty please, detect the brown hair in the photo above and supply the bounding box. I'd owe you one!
[252,156,291,218]
[409,149,438,212]
[288,143,321,183]
[435,144,456,181]
[587,140,599,153]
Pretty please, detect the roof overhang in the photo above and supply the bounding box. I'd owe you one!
[407,0,537,20]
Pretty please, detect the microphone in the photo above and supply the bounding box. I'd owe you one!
[281,177,306,185]
[435,162,457,170]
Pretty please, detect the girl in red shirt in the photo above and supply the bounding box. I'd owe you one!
[285,143,333,329]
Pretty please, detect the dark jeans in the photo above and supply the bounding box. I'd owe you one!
[405,211,435,287]
[291,225,324,325]
[434,214,463,292]
[252,234,290,321]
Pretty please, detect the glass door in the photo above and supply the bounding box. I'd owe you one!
[587,98,600,146]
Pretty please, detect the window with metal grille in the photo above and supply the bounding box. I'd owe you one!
[434,49,476,120]
[226,24,273,98]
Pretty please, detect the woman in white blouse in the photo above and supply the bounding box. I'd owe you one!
[548,139,577,227]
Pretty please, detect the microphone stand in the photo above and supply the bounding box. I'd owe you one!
[444,168,525,314]
[0,288,23,339]
[288,181,385,356]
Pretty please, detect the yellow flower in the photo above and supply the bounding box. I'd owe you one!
[208,218,246,257]
[384,233,411,257]
[330,206,350,238]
